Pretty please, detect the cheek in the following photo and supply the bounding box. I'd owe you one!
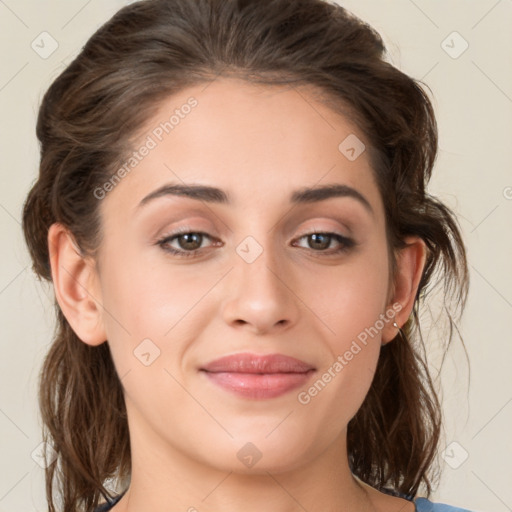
[320,247,390,342]
[299,283,386,434]
[97,244,219,376]
[308,242,389,403]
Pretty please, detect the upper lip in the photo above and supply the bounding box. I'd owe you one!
[200,353,316,374]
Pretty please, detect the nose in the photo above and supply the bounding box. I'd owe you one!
[221,239,301,336]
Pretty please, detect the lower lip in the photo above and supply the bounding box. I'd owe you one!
[201,370,315,399]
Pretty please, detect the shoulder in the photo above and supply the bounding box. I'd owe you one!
[415,497,477,512]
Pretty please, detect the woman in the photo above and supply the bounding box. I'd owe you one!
[22,0,473,511]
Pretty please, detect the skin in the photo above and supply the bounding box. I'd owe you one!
[48,78,425,512]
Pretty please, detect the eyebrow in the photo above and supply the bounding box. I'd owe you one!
[137,182,373,215]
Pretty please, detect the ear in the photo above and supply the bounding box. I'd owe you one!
[47,222,107,346]
[381,236,427,344]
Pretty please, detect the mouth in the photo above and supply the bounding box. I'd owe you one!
[199,352,316,399]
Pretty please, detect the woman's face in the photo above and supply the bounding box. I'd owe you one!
[90,78,397,474]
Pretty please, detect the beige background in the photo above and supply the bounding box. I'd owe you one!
[0,1,511,511]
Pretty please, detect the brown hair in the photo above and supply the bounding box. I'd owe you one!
[22,0,469,510]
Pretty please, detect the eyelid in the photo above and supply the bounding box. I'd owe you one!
[295,222,352,240]
[157,223,352,243]
[155,223,212,241]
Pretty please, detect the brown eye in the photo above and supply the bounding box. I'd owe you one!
[293,232,355,255]
[157,231,216,258]
[175,232,203,251]
[307,233,332,250]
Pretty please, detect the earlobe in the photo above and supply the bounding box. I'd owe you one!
[382,236,427,344]
[47,223,107,346]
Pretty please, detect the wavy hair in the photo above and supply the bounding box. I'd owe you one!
[22,0,469,510]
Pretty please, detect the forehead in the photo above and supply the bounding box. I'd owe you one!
[99,77,383,218]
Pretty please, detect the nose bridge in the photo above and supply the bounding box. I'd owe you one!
[221,230,299,333]
[235,232,286,298]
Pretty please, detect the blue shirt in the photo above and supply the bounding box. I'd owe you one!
[415,497,474,512]
[94,493,475,511]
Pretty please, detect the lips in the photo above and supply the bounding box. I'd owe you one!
[200,353,316,399]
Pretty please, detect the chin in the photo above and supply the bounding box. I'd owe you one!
[194,430,320,476]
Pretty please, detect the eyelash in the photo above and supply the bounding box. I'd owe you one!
[156,227,356,259]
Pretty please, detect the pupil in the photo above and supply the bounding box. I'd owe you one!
[181,233,201,250]
[310,234,329,250]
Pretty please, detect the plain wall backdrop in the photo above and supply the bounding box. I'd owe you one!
[0,1,511,511]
